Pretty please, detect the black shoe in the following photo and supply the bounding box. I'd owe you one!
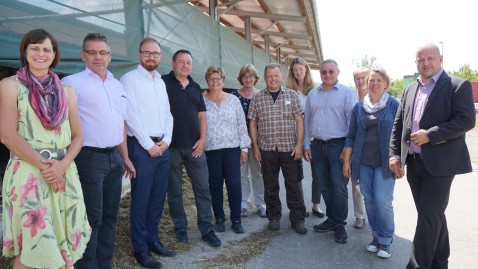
[231,220,245,234]
[334,225,347,243]
[202,230,221,247]
[134,251,162,268]
[291,222,308,234]
[148,241,176,257]
[312,208,325,218]
[176,231,188,244]
[313,219,337,233]
[215,220,225,232]
[305,211,310,218]
[268,219,280,230]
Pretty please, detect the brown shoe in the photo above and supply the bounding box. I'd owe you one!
[354,218,365,229]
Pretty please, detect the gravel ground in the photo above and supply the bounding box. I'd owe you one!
[1,128,478,268]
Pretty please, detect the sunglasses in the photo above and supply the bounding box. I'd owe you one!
[320,70,335,75]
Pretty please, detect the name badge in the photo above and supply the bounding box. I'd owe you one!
[285,100,291,105]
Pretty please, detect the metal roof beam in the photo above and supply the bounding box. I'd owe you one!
[218,9,306,22]
[252,41,312,50]
[228,27,312,40]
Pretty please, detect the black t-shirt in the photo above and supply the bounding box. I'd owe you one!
[162,71,206,149]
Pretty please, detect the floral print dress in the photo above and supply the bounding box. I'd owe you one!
[2,78,91,268]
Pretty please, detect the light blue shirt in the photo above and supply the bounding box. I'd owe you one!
[303,82,358,150]
[62,68,127,148]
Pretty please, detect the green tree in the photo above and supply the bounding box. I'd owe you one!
[389,79,404,98]
[448,64,478,81]
[353,54,379,69]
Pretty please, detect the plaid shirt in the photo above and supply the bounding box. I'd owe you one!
[248,87,302,152]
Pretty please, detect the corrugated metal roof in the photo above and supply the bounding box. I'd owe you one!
[187,0,323,69]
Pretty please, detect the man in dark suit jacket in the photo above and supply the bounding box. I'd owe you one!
[389,43,475,269]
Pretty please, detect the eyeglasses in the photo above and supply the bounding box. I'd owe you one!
[207,77,223,82]
[354,76,367,81]
[320,70,335,75]
[140,51,161,58]
[242,75,255,80]
[83,50,110,57]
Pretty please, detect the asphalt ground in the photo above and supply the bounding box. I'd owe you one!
[158,129,478,269]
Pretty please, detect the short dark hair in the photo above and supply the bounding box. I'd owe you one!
[83,33,110,51]
[139,37,160,52]
[20,29,60,68]
[172,49,192,61]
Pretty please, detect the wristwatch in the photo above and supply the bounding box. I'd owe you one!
[241,148,248,153]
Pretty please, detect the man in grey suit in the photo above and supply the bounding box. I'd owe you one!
[389,43,475,268]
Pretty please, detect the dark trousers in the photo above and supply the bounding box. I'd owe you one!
[75,147,124,269]
[310,139,349,225]
[205,147,242,222]
[167,148,213,236]
[260,151,306,224]
[128,138,170,253]
[406,156,454,269]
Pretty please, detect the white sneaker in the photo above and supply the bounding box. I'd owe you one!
[366,237,379,253]
[377,244,391,259]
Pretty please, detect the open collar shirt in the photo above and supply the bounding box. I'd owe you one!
[303,82,357,150]
[61,67,127,148]
[409,69,443,154]
[248,87,302,152]
[120,65,173,150]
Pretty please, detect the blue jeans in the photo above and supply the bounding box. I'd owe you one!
[75,147,124,269]
[310,139,349,225]
[128,138,170,253]
[167,148,213,236]
[206,147,242,222]
[359,165,395,245]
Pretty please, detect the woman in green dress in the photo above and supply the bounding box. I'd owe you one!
[1,29,90,268]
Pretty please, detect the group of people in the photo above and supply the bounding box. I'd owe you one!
[0,27,475,269]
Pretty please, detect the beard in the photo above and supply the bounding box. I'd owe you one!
[142,60,159,71]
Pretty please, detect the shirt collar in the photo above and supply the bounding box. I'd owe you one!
[85,67,114,80]
[418,69,443,85]
[136,64,159,79]
[319,81,339,91]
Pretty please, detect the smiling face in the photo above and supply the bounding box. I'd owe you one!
[367,70,388,102]
[139,40,161,71]
[25,38,55,76]
[241,73,256,89]
[207,72,224,93]
[320,62,339,90]
[172,52,192,79]
[416,44,443,82]
[265,66,282,92]
[81,40,111,79]
[354,71,369,99]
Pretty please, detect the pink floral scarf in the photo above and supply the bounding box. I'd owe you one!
[16,66,68,131]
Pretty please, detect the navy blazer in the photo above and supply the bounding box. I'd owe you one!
[389,71,476,176]
[345,96,400,180]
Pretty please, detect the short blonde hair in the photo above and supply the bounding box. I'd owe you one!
[285,57,314,95]
[205,65,226,81]
[367,68,390,90]
[237,64,260,86]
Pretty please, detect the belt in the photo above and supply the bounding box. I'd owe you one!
[314,137,346,144]
[127,135,164,143]
[82,146,117,153]
[408,153,422,160]
[10,148,67,160]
